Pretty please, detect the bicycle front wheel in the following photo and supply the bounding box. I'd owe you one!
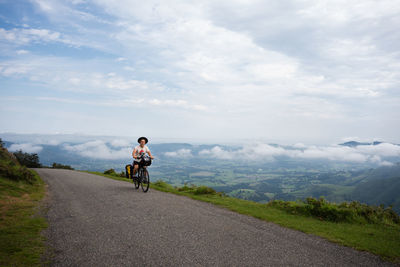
[141,169,150,192]
[134,169,140,189]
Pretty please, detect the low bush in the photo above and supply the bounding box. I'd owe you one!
[104,169,117,175]
[13,150,41,168]
[103,169,125,177]
[0,164,37,184]
[193,185,217,195]
[176,183,217,195]
[177,183,194,192]
[153,180,175,190]
[0,147,37,184]
[268,197,400,225]
[52,162,74,170]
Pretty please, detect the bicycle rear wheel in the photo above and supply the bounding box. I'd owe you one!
[141,169,150,192]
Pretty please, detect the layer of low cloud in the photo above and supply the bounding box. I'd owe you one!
[109,139,132,148]
[6,135,399,165]
[63,140,132,160]
[8,143,43,153]
[198,143,400,166]
[165,148,193,158]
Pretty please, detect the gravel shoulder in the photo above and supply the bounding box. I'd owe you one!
[37,169,393,266]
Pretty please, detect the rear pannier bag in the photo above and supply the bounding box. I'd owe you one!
[125,164,132,178]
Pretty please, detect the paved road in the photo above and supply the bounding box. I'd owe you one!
[37,169,393,266]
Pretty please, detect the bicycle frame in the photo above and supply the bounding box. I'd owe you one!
[133,162,150,192]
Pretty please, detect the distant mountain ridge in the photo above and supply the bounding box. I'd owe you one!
[339,141,384,147]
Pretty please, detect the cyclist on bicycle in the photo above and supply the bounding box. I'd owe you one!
[132,136,154,178]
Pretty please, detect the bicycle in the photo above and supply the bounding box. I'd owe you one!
[132,155,151,192]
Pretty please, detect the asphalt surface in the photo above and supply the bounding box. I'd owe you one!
[37,168,393,266]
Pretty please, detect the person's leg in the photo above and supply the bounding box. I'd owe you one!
[133,163,139,176]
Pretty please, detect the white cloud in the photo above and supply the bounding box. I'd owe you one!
[356,143,400,157]
[9,143,43,153]
[293,143,306,149]
[0,27,73,46]
[198,142,400,165]
[149,99,208,111]
[63,140,131,160]
[379,161,394,166]
[46,139,62,145]
[0,56,167,97]
[293,146,368,163]
[165,148,193,158]
[28,138,62,146]
[0,63,31,76]
[16,50,29,55]
[109,139,132,148]
[199,146,234,160]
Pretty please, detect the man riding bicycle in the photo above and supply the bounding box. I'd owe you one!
[132,136,154,178]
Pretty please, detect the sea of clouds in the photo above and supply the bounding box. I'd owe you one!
[196,143,399,166]
[5,136,400,166]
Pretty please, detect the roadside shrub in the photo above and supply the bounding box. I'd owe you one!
[102,169,126,178]
[13,150,42,168]
[193,186,216,195]
[0,164,36,184]
[153,180,175,190]
[52,162,74,170]
[0,147,37,184]
[268,197,400,225]
[104,169,117,175]
[176,183,217,195]
[153,180,169,188]
[177,183,194,192]
[154,181,220,195]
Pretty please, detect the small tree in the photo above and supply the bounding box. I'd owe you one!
[13,150,42,168]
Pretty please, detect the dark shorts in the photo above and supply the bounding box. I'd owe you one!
[133,161,140,167]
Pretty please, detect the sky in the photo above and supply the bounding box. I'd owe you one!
[1,0,399,144]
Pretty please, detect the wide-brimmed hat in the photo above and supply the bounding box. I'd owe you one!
[137,137,148,144]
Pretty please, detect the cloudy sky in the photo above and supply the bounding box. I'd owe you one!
[1,0,399,144]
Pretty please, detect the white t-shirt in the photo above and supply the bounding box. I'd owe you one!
[133,145,150,162]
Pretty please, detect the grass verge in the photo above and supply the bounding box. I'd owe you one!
[87,172,400,263]
[0,170,47,266]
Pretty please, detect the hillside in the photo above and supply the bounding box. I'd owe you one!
[351,164,400,210]
[0,142,37,184]
[0,141,47,266]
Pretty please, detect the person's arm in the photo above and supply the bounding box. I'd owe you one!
[148,149,154,159]
[132,148,137,159]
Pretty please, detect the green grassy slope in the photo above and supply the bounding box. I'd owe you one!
[352,176,400,210]
[0,145,47,266]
